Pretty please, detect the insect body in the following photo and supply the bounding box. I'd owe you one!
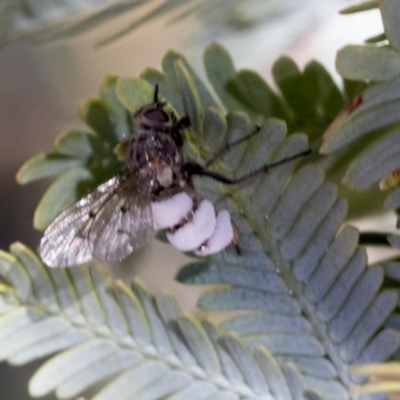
[40,86,310,268]
[40,87,237,267]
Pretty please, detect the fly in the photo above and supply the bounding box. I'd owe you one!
[40,85,310,267]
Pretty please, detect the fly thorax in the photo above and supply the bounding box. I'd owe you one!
[129,132,182,189]
[152,157,173,187]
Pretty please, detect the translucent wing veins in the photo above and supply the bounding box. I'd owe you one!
[40,171,154,267]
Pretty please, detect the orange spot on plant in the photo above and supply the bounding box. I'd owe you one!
[322,93,364,144]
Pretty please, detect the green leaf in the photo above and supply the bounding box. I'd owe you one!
[293,199,349,280]
[174,59,203,136]
[100,74,130,123]
[365,32,387,43]
[0,307,42,346]
[132,281,173,354]
[202,106,227,153]
[139,68,168,90]
[321,76,400,153]
[336,45,400,81]
[385,187,400,209]
[231,69,287,120]
[1,1,313,48]
[80,99,120,145]
[155,294,197,365]
[89,268,127,335]
[33,167,92,230]
[343,125,400,189]
[343,79,368,100]
[96,0,189,47]
[221,314,311,336]
[219,111,251,173]
[36,2,147,44]
[162,50,217,110]
[55,130,110,160]
[10,243,59,313]
[0,250,31,302]
[267,165,325,240]
[70,267,108,328]
[55,349,138,399]
[204,43,251,112]
[224,334,269,392]
[140,67,184,115]
[177,313,220,373]
[303,60,344,121]
[255,348,293,400]
[16,153,81,184]
[380,0,400,50]
[116,77,154,113]
[273,56,315,119]
[30,340,118,397]
[339,0,379,14]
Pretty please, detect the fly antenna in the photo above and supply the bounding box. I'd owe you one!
[154,84,167,109]
[154,84,159,103]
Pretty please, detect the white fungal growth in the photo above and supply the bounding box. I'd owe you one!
[195,210,234,256]
[167,200,216,252]
[151,192,193,230]
[151,192,235,255]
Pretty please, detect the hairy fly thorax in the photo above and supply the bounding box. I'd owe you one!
[128,132,184,192]
[128,100,186,193]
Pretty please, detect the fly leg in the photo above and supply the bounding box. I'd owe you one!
[184,149,311,185]
[205,125,261,168]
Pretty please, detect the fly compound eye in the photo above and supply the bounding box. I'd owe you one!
[144,108,170,123]
[134,103,174,130]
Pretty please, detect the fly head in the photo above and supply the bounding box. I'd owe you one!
[133,102,174,132]
[133,88,187,148]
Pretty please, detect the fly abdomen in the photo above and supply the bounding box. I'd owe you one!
[151,192,193,230]
[195,210,235,256]
[166,199,216,252]
[151,191,236,255]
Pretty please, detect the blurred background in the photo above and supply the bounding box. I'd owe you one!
[0,1,383,398]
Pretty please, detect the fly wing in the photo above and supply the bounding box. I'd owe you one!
[40,171,154,267]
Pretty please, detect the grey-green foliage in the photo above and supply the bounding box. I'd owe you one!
[0,242,324,400]
[383,258,400,340]
[17,74,127,230]
[0,0,308,46]
[322,0,400,234]
[346,258,400,395]
[14,41,400,400]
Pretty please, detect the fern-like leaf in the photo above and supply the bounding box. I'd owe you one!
[117,46,399,399]
[321,2,400,230]
[0,0,311,47]
[0,242,326,400]
[348,258,400,396]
